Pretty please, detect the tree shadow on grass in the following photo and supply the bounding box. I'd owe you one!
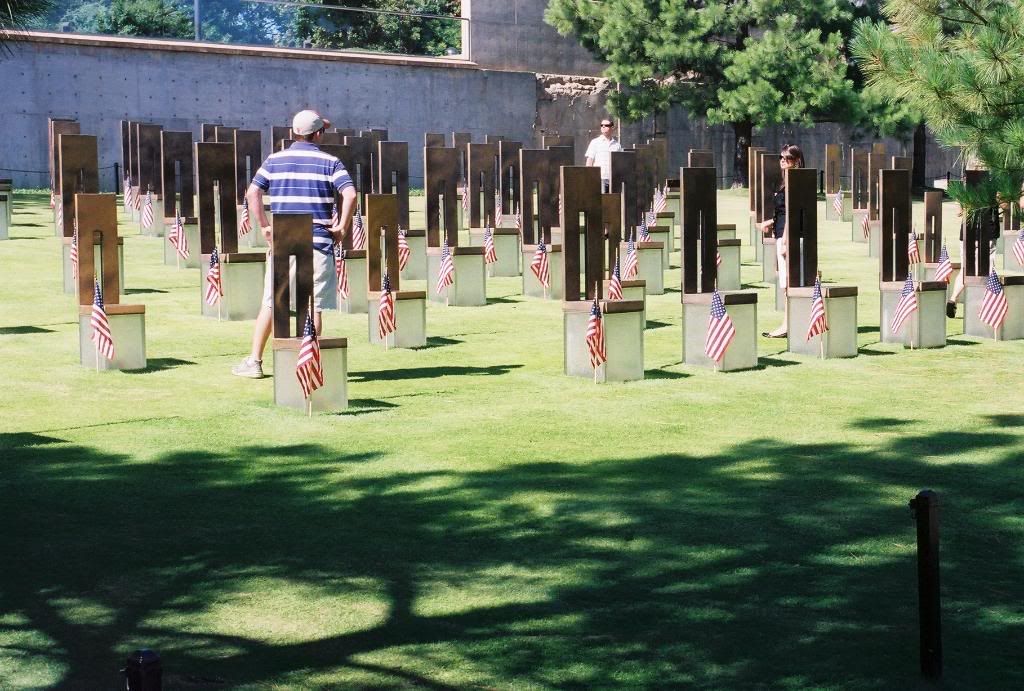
[1,420,1021,689]
[124,288,168,295]
[0,325,55,335]
[485,296,521,306]
[121,357,196,374]
[644,367,689,380]
[418,336,463,349]
[350,364,523,382]
[858,346,896,356]
[645,319,672,330]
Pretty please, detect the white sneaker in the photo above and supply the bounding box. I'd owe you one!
[231,357,264,379]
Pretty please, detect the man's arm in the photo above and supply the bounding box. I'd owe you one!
[245,184,270,243]
[332,186,357,244]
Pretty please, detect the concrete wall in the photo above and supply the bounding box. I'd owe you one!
[2,34,538,190]
[467,0,605,77]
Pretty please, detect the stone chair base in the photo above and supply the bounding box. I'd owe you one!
[272,337,348,412]
[469,227,521,277]
[787,285,858,358]
[717,240,741,291]
[880,281,948,348]
[163,218,201,269]
[563,299,645,382]
[78,304,146,370]
[200,252,265,320]
[522,245,563,299]
[964,275,1024,340]
[427,246,487,306]
[368,291,427,348]
[682,291,758,371]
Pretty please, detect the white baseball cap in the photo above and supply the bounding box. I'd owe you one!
[292,110,331,136]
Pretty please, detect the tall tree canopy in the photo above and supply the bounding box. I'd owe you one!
[544,0,912,148]
[852,0,1024,207]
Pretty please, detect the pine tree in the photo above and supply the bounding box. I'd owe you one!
[544,0,907,167]
[852,0,1024,209]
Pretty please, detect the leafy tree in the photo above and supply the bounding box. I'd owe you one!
[851,0,1024,211]
[545,0,919,180]
[290,0,461,56]
[96,0,192,38]
[2,0,55,44]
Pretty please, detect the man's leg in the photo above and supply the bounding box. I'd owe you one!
[232,257,275,377]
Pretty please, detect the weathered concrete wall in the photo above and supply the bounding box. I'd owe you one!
[1,34,539,190]
[467,0,605,77]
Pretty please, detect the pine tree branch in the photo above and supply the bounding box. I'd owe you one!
[951,0,989,27]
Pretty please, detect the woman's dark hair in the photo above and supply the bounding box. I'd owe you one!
[781,144,805,168]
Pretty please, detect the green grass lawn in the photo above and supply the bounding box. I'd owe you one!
[1,190,1021,689]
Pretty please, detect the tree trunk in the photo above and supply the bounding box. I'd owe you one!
[733,120,754,188]
[913,121,927,192]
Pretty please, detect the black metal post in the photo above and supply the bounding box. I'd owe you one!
[819,170,824,195]
[114,162,120,195]
[910,490,942,681]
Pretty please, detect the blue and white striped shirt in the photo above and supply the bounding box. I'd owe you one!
[252,142,355,256]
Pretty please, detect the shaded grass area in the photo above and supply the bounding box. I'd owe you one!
[1,190,1022,689]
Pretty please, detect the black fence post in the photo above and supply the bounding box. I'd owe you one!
[114,162,120,195]
[910,490,942,681]
[819,170,824,195]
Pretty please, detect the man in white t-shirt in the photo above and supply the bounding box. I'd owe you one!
[585,119,623,192]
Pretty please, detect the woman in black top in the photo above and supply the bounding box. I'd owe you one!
[758,144,805,338]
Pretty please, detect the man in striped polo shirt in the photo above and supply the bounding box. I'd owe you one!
[232,109,357,379]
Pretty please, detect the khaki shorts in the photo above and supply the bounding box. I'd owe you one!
[262,249,336,311]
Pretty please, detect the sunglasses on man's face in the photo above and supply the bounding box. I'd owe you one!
[601,123,613,128]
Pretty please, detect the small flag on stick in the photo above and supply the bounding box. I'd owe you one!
[141,191,154,230]
[70,219,79,280]
[622,234,639,280]
[607,257,623,300]
[335,246,349,299]
[890,273,919,335]
[239,199,251,236]
[585,298,607,370]
[806,276,829,341]
[979,267,1009,331]
[378,273,397,341]
[483,223,498,265]
[91,280,115,361]
[296,307,324,399]
[530,238,550,289]
[1012,228,1024,267]
[397,226,411,272]
[934,243,952,283]
[205,247,224,306]
[705,289,736,364]
[832,188,844,215]
[436,238,456,294]
[908,231,921,265]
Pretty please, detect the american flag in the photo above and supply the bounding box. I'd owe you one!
[890,272,918,335]
[716,251,723,267]
[653,186,667,214]
[585,298,607,370]
[330,201,339,226]
[122,176,132,211]
[979,267,1009,330]
[91,280,115,361]
[55,199,64,232]
[622,234,639,279]
[70,219,79,280]
[638,216,650,241]
[1012,228,1024,267]
[934,243,953,283]
[908,231,921,265]
[295,309,324,399]
[141,191,154,230]
[806,276,829,340]
[133,185,142,211]
[607,256,623,300]
[378,273,397,341]
[335,246,349,299]
[832,188,844,215]
[352,208,366,249]
[397,226,411,272]
[515,204,522,235]
[646,210,657,228]
[558,192,564,220]
[861,213,870,239]
[239,199,251,236]
[704,289,736,363]
[495,191,503,223]
[436,238,456,293]
[205,247,224,306]
[483,224,498,265]
[461,182,470,215]
[170,213,190,260]
[530,238,550,288]
[50,188,56,209]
